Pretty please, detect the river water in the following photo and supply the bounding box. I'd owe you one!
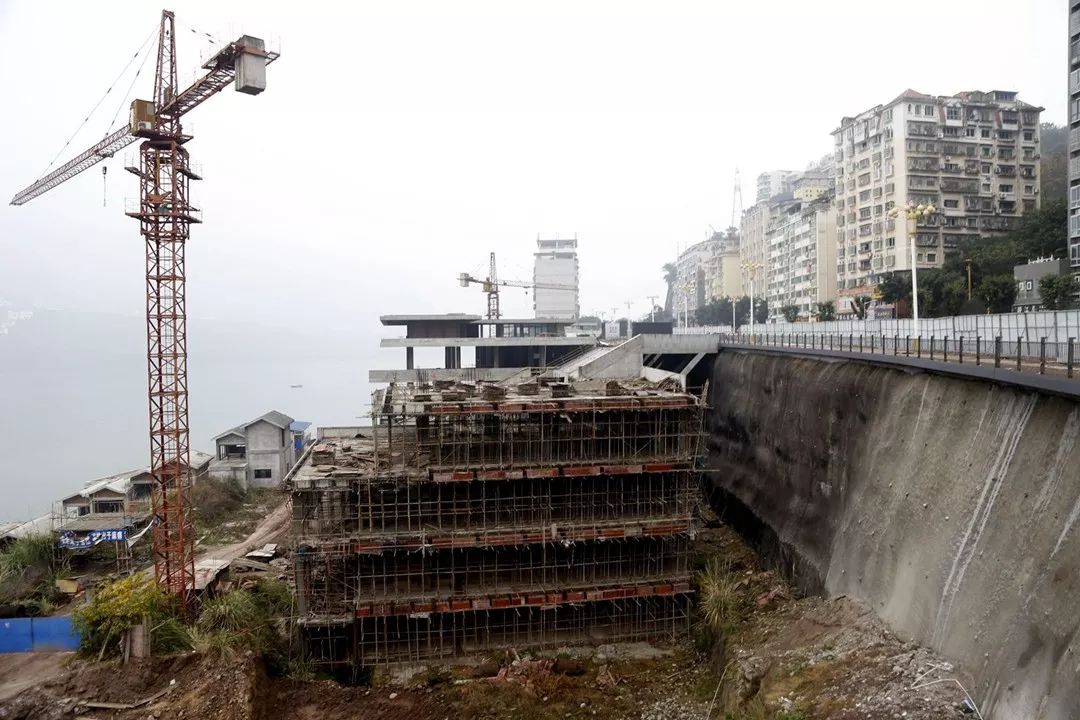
[0,308,381,522]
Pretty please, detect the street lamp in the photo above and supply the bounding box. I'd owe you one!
[740,261,764,336]
[888,201,936,339]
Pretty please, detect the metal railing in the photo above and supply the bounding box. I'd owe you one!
[721,332,1078,380]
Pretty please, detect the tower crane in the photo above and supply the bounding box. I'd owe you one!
[10,9,279,605]
[458,252,575,319]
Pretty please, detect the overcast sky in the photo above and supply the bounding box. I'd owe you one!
[0,0,1067,330]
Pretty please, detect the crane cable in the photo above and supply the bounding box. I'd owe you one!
[103,31,158,137]
[33,24,158,183]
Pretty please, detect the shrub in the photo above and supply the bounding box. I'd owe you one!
[73,575,170,657]
[194,580,292,656]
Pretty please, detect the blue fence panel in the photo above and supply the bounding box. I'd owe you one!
[0,616,80,653]
[0,619,34,653]
[31,616,80,651]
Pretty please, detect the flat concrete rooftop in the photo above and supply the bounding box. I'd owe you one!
[380,314,577,326]
[381,336,593,348]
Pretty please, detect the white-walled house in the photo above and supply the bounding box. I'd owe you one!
[209,411,311,489]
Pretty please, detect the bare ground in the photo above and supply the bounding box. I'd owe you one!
[0,523,979,720]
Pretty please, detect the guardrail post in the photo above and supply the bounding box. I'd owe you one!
[829,335,833,351]
[994,336,1001,368]
[958,336,964,364]
[848,333,853,352]
[905,335,910,356]
[976,336,981,366]
[894,334,898,356]
[1069,337,1075,379]
[929,335,935,361]
[1016,337,1022,372]
[1040,337,1046,375]
[917,336,922,359]
[860,334,864,353]
[870,334,875,354]
[943,336,948,363]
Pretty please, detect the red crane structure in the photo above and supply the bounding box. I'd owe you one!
[10,10,279,604]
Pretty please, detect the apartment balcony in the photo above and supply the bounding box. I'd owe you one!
[1070,9,1080,36]
[995,165,1017,177]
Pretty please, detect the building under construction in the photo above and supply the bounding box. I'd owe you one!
[290,376,704,667]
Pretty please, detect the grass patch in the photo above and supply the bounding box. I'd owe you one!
[192,482,281,545]
[0,534,55,584]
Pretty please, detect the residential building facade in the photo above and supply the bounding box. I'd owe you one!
[533,237,580,319]
[1070,3,1080,267]
[739,201,771,293]
[704,244,743,301]
[833,89,1042,303]
[756,170,797,203]
[765,194,838,320]
[672,233,727,321]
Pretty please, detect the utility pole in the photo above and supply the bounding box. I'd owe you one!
[965,258,973,301]
[646,295,658,322]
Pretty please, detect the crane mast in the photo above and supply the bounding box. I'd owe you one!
[137,10,196,598]
[458,252,576,320]
[10,9,278,605]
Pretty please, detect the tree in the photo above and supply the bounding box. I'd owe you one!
[1039,274,1076,310]
[979,274,1017,314]
[662,263,677,316]
[753,298,768,325]
[696,297,735,327]
[781,305,799,323]
[849,295,872,320]
[1040,123,1068,203]
[815,301,836,322]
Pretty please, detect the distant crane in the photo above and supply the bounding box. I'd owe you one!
[10,9,279,605]
[458,252,575,319]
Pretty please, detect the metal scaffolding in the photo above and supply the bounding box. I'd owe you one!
[291,379,704,667]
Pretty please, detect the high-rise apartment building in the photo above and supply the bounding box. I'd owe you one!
[672,234,722,322]
[1069,3,1080,267]
[739,201,771,289]
[533,236,579,319]
[833,89,1042,302]
[765,194,837,320]
[756,170,797,203]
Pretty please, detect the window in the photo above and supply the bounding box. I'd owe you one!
[1000,184,1013,193]
[965,127,976,137]
[944,199,959,208]
[253,468,272,480]
[927,253,937,262]
[981,128,991,139]
[1023,130,1034,142]
[946,106,960,120]
[917,253,924,262]
[886,237,896,248]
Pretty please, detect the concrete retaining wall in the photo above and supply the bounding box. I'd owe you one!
[706,349,1080,720]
